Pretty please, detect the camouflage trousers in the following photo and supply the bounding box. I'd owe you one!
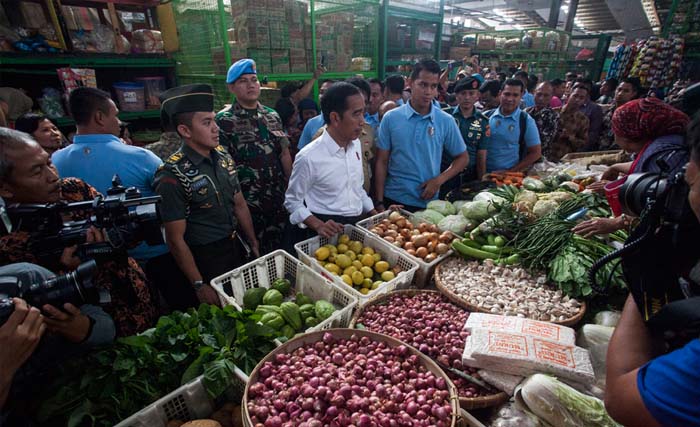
[250,206,288,255]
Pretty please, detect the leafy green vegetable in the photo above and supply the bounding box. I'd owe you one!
[314,300,335,321]
[517,374,621,427]
[460,200,497,221]
[36,304,278,427]
[522,177,546,191]
[409,209,445,225]
[427,200,456,216]
[262,288,283,306]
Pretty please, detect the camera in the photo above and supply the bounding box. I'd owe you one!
[2,175,163,263]
[0,260,108,325]
[591,164,700,335]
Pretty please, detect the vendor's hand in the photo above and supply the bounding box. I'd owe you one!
[587,180,609,194]
[420,177,442,200]
[196,285,221,307]
[42,303,90,343]
[572,217,622,238]
[388,204,404,211]
[315,220,345,238]
[0,299,45,379]
[602,166,622,181]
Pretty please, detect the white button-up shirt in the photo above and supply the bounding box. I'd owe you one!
[285,130,374,226]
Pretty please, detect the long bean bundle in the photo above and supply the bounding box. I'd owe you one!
[513,215,575,270]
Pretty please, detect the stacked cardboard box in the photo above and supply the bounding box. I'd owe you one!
[289,48,307,73]
[271,49,290,74]
[315,12,354,71]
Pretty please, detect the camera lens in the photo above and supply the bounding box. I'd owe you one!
[23,260,98,308]
[619,173,669,217]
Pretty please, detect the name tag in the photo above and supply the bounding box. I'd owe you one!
[192,177,208,191]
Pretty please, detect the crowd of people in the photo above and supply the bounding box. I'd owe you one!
[0,54,699,425]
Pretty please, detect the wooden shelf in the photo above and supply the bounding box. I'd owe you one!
[0,53,175,68]
[54,109,161,127]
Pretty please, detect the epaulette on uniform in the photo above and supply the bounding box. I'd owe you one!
[165,151,184,164]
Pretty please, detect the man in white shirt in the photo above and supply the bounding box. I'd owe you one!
[284,82,377,244]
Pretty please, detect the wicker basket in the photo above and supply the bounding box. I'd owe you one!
[356,208,458,288]
[294,224,419,305]
[242,329,462,427]
[434,260,587,327]
[349,290,509,410]
[210,250,358,332]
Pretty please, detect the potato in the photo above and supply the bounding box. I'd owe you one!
[167,420,185,427]
[210,409,234,427]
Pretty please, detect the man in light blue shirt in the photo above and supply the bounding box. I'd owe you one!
[486,79,542,172]
[514,70,535,108]
[375,59,468,211]
[51,88,192,309]
[365,78,384,134]
[297,80,335,150]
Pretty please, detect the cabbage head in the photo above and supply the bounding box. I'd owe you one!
[427,200,456,216]
[409,209,445,225]
[532,199,559,217]
[453,200,469,211]
[461,200,498,221]
[514,189,538,207]
[438,215,469,235]
[474,192,507,207]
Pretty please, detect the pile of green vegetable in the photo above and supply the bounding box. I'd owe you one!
[243,280,336,340]
[36,304,279,427]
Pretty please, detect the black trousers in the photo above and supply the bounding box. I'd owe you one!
[144,252,198,311]
[190,236,245,284]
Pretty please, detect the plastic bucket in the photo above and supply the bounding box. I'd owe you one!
[604,177,627,217]
[135,76,166,108]
[113,82,145,112]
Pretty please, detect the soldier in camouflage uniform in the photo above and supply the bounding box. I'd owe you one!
[216,59,292,254]
[145,131,182,161]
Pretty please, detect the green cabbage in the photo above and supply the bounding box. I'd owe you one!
[461,200,498,221]
[474,192,507,207]
[426,200,456,216]
[453,200,469,211]
[517,374,621,427]
[522,177,547,191]
[514,189,538,206]
[437,215,469,235]
[409,209,445,225]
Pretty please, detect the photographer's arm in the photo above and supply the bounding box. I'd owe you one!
[604,294,661,427]
[0,299,45,409]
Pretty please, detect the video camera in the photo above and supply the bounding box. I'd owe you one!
[590,161,700,335]
[0,175,163,264]
[0,260,108,325]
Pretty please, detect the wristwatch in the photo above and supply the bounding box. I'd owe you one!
[192,280,205,291]
[375,200,384,207]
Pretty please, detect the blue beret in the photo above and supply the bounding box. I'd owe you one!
[471,73,485,85]
[226,58,257,84]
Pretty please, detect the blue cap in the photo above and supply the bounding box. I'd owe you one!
[471,73,485,85]
[226,58,257,84]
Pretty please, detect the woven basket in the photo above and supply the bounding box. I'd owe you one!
[349,290,510,410]
[434,260,587,327]
[242,329,462,427]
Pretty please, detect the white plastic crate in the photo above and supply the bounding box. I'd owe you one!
[115,367,248,427]
[210,250,359,331]
[294,224,419,305]
[356,208,456,287]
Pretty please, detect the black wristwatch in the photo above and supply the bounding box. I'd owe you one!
[192,280,205,291]
[375,200,384,207]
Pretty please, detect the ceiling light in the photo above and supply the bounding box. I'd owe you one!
[561,5,569,13]
[504,16,514,22]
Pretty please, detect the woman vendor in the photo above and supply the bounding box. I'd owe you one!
[573,97,690,237]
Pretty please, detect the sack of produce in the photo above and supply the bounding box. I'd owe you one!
[462,329,596,384]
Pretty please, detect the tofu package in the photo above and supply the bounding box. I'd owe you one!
[463,328,595,384]
[464,313,576,345]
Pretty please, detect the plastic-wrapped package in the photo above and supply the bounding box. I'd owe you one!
[38,88,66,119]
[131,29,164,53]
[488,401,546,427]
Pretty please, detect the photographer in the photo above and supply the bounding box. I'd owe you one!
[604,116,700,426]
[0,128,159,336]
[0,262,114,418]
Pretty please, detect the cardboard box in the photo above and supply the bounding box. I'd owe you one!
[247,48,272,74]
[289,48,307,73]
[270,49,290,74]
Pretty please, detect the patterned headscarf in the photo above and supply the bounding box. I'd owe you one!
[612,97,689,142]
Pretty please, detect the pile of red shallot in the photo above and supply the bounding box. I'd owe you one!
[356,292,492,398]
[246,332,454,427]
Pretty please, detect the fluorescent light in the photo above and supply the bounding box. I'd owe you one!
[493,8,503,14]
[561,5,569,13]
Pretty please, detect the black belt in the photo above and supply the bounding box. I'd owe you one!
[311,212,365,224]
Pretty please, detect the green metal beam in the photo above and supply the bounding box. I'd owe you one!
[0,54,175,68]
[217,0,232,68]
[662,0,680,38]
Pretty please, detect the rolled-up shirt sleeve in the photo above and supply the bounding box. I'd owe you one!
[284,154,314,225]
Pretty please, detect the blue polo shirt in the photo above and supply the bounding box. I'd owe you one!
[365,112,380,134]
[298,114,325,150]
[486,107,540,172]
[52,134,167,261]
[637,338,700,426]
[377,102,466,208]
[521,91,535,108]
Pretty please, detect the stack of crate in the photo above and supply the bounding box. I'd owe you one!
[286,0,309,73]
[315,12,354,72]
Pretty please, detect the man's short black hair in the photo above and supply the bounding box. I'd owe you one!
[410,58,441,80]
[550,78,565,87]
[502,78,525,93]
[68,87,114,126]
[513,70,529,80]
[15,113,52,135]
[496,72,507,82]
[173,112,196,135]
[274,97,296,125]
[384,75,405,95]
[321,82,361,125]
[574,77,593,92]
[619,77,643,96]
[572,83,591,95]
[280,83,302,99]
[345,77,371,101]
[369,78,384,92]
[479,80,501,97]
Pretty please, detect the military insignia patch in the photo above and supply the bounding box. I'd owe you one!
[192,177,208,190]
